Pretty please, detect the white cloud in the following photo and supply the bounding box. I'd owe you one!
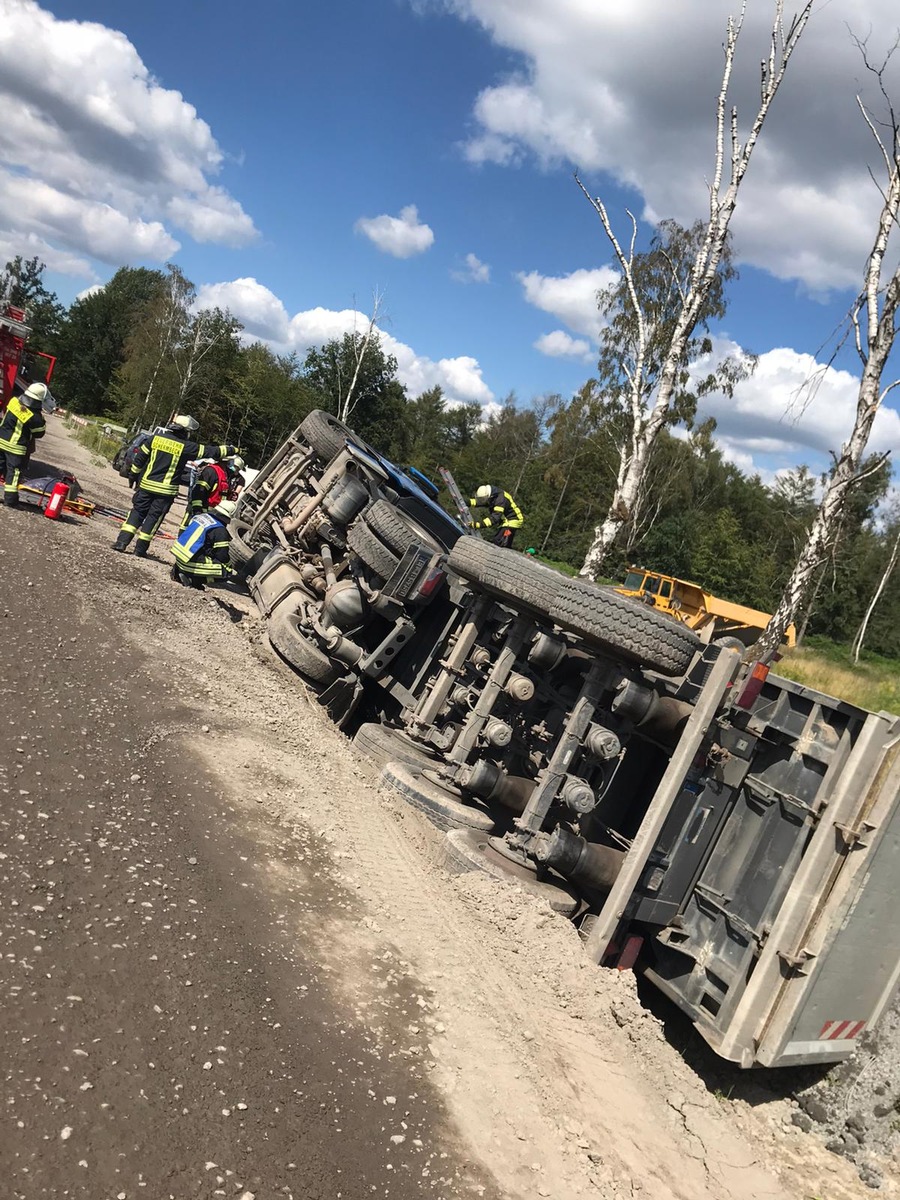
[695,339,900,474]
[197,277,290,341]
[452,252,491,283]
[518,266,617,339]
[0,230,94,279]
[195,277,494,407]
[534,329,592,361]
[354,204,434,258]
[443,0,900,292]
[0,0,257,270]
[75,283,104,301]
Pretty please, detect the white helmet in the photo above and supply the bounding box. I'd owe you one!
[23,382,48,407]
[172,414,199,432]
[215,499,237,519]
[475,484,493,501]
[227,455,246,471]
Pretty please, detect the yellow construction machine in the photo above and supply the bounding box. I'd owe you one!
[616,567,796,649]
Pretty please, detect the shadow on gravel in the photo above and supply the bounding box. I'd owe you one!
[634,974,832,1106]
[210,595,246,622]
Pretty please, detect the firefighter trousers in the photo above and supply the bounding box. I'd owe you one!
[170,558,229,588]
[117,489,174,551]
[0,449,26,505]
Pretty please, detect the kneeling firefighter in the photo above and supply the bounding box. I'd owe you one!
[113,415,237,556]
[170,499,237,589]
[468,484,523,548]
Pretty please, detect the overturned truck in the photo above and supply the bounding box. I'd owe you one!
[235,411,900,1070]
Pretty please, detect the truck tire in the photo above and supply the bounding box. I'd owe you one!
[267,607,339,685]
[299,410,356,462]
[395,496,462,551]
[441,829,580,918]
[380,761,500,833]
[347,520,400,581]
[551,580,701,676]
[299,410,378,464]
[353,723,434,769]
[228,520,258,568]
[363,498,440,556]
[447,536,564,618]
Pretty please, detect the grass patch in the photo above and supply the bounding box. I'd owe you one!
[69,419,122,463]
[531,554,579,577]
[776,637,900,714]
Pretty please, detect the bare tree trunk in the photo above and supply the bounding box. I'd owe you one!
[541,455,577,553]
[578,1,811,578]
[339,292,383,424]
[757,70,900,661]
[852,525,900,662]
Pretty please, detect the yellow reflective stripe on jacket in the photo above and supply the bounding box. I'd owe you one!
[499,491,523,529]
[0,397,44,453]
[175,556,228,576]
[171,519,212,563]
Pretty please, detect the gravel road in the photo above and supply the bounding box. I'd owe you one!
[0,427,499,1199]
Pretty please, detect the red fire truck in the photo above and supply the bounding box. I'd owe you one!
[0,301,57,409]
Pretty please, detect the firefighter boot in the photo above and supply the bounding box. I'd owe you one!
[112,532,132,552]
[133,541,149,558]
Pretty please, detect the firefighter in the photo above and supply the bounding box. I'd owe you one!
[0,383,47,507]
[170,499,237,590]
[180,453,245,529]
[468,484,523,549]
[112,415,237,556]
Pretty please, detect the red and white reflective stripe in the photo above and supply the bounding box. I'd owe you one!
[819,1019,866,1040]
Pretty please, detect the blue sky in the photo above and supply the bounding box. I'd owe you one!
[2,0,899,483]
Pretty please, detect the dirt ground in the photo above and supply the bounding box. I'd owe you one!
[1,416,897,1200]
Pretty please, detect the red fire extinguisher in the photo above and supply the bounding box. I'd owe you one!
[44,480,69,520]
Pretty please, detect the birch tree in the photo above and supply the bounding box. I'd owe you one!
[852,517,900,663]
[337,292,384,424]
[756,49,900,661]
[175,307,240,408]
[577,1,812,579]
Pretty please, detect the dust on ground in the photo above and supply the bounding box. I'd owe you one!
[3,415,898,1200]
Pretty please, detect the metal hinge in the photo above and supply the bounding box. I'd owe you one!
[833,819,877,850]
[744,775,820,823]
[776,945,817,976]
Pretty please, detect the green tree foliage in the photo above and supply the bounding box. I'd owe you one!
[303,331,409,457]
[0,255,66,351]
[54,266,166,414]
[218,344,321,462]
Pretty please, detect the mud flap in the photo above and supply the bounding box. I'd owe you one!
[319,671,363,727]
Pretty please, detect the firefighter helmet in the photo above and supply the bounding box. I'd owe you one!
[172,414,199,432]
[226,454,246,471]
[475,485,493,501]
[215,499,237,519]
[22,382,48,407]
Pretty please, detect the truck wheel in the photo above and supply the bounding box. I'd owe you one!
[228,520,259,568]
[551,580,701,676]
[267,607,339,685]
[299,410,355,462]
[441,829,580,918]
[380,761,500,833]
[353,723,434,769]
[362,498,440,556]
[447,536,564,618]
[347,520,400,581]
[299,410,376,463]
